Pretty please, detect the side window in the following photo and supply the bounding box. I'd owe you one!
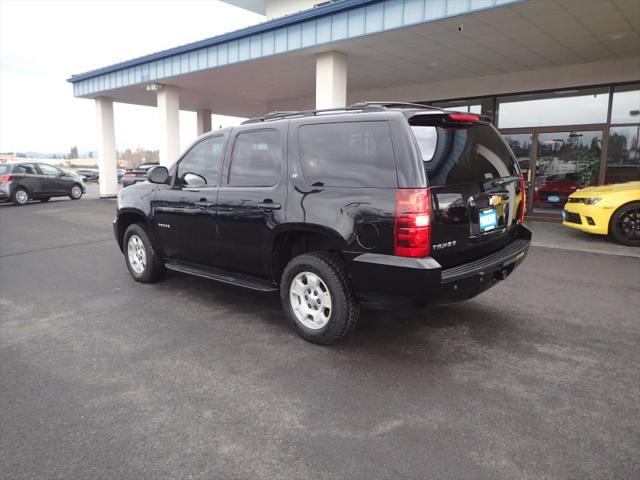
[177,136,225,187]
[228,130,281,187]
[38,164,61,176]
[298,121,397,188]
[15,164,38,174]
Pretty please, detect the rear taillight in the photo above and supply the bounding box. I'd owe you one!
[0,175,12,184]
[394,188,432,258]
[124,172,135,177]
[447,113,479,122]
[518,175,526,224]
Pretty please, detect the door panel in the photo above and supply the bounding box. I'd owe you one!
[150,135,227,264]
[216,125,288,279]
[37,164,67,195]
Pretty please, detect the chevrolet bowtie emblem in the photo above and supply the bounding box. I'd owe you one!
[489,195,502,206]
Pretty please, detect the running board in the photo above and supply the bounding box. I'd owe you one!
[164,261,278,292]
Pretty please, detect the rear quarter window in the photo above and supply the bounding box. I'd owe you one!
[298,121,397,188]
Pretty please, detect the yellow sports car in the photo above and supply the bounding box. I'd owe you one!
[562,181,640,246]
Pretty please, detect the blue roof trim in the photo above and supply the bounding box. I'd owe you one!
[67,0,376,83]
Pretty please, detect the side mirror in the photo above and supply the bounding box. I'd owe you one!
[183,172,207,187]
[147,165,170,184]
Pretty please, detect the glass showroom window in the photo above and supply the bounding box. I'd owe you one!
[606,84,640,183]
[497,88,609,128]
[610,84,640,125]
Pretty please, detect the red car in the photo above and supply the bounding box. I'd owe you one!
[534,173,580,207]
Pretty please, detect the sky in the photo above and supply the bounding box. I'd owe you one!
[0,0,264,155]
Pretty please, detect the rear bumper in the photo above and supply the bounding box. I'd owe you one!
[349,225,531,309]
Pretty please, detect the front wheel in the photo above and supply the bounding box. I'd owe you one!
[610,201,640,246]
[281,252,359,345]
[69,184,83,200]
[123,223,165,282]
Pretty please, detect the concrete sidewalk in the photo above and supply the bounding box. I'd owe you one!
[526,220,640,258]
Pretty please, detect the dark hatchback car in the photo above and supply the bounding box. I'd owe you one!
[122,163,159,187]
[0,162,86,205]
[114,102,531,344]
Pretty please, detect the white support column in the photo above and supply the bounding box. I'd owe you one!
[157,85,180,167]
[315,51,347,109]
[196,109,212,136]
[95,97,118,198]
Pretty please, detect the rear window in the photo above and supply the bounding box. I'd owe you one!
[298,121,397,188]
[410,122,518,186]
[0,165,9,174]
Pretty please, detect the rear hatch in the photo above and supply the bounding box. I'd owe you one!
[408,112,525,268]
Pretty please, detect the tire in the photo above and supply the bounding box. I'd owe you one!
[123,223,165,282]
[12,187,29,206]
[280,252,359,345]
[610,201,640,246]
[40,197,51,202]
[69,184,83,200]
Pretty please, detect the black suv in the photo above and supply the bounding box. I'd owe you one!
[114,102,531,344]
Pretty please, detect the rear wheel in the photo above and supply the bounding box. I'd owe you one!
[123,223,165,282]
[281,252,359,345]
[610,201,640,246]
[12,187,29,206]
[69,184,83,200]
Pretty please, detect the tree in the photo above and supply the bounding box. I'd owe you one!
[69,146,79,159]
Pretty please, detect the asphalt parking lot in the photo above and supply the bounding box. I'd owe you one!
[1,187,639,480]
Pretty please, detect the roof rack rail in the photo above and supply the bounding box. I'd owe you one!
[241,101,448,124]
[349,101,445,112]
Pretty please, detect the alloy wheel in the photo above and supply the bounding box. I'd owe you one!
[15,190,28,204]
[127,234,147,274]
[71,185,82,199]
[289,271,332,330]
[618,208,640,241]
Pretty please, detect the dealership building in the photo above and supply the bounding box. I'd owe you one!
[67,0,639,220]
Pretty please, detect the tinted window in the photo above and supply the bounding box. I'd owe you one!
[39,164,61,176]
[178,136,225,187]
[298,121,397,188]
[229,130,281,187]
[14,164,38,174]
[410,122,518,186]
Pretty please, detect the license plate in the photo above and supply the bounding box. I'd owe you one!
[548,195,560,203]
[479,209,497,232]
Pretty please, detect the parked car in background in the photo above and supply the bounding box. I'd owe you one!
[122,163,159,187]
[118,169,125,181]
[0,162,85,205]
[113,102,531,344]
[533,173,580,207]
[76,168,99,182]
[562,181,640,246]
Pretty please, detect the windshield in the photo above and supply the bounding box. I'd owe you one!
[410,123,518,186]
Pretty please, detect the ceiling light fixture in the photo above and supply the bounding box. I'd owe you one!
[145,83,164,92]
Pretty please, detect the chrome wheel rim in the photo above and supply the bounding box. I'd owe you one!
[71,185,82,199]
[127,235,146,274]
[289,271,332,330]
[15,190,28,204]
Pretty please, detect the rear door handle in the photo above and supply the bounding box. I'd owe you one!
[194,201,214,209]
[257,201,281,210]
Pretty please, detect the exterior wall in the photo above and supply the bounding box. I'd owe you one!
[266,0,318,19]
